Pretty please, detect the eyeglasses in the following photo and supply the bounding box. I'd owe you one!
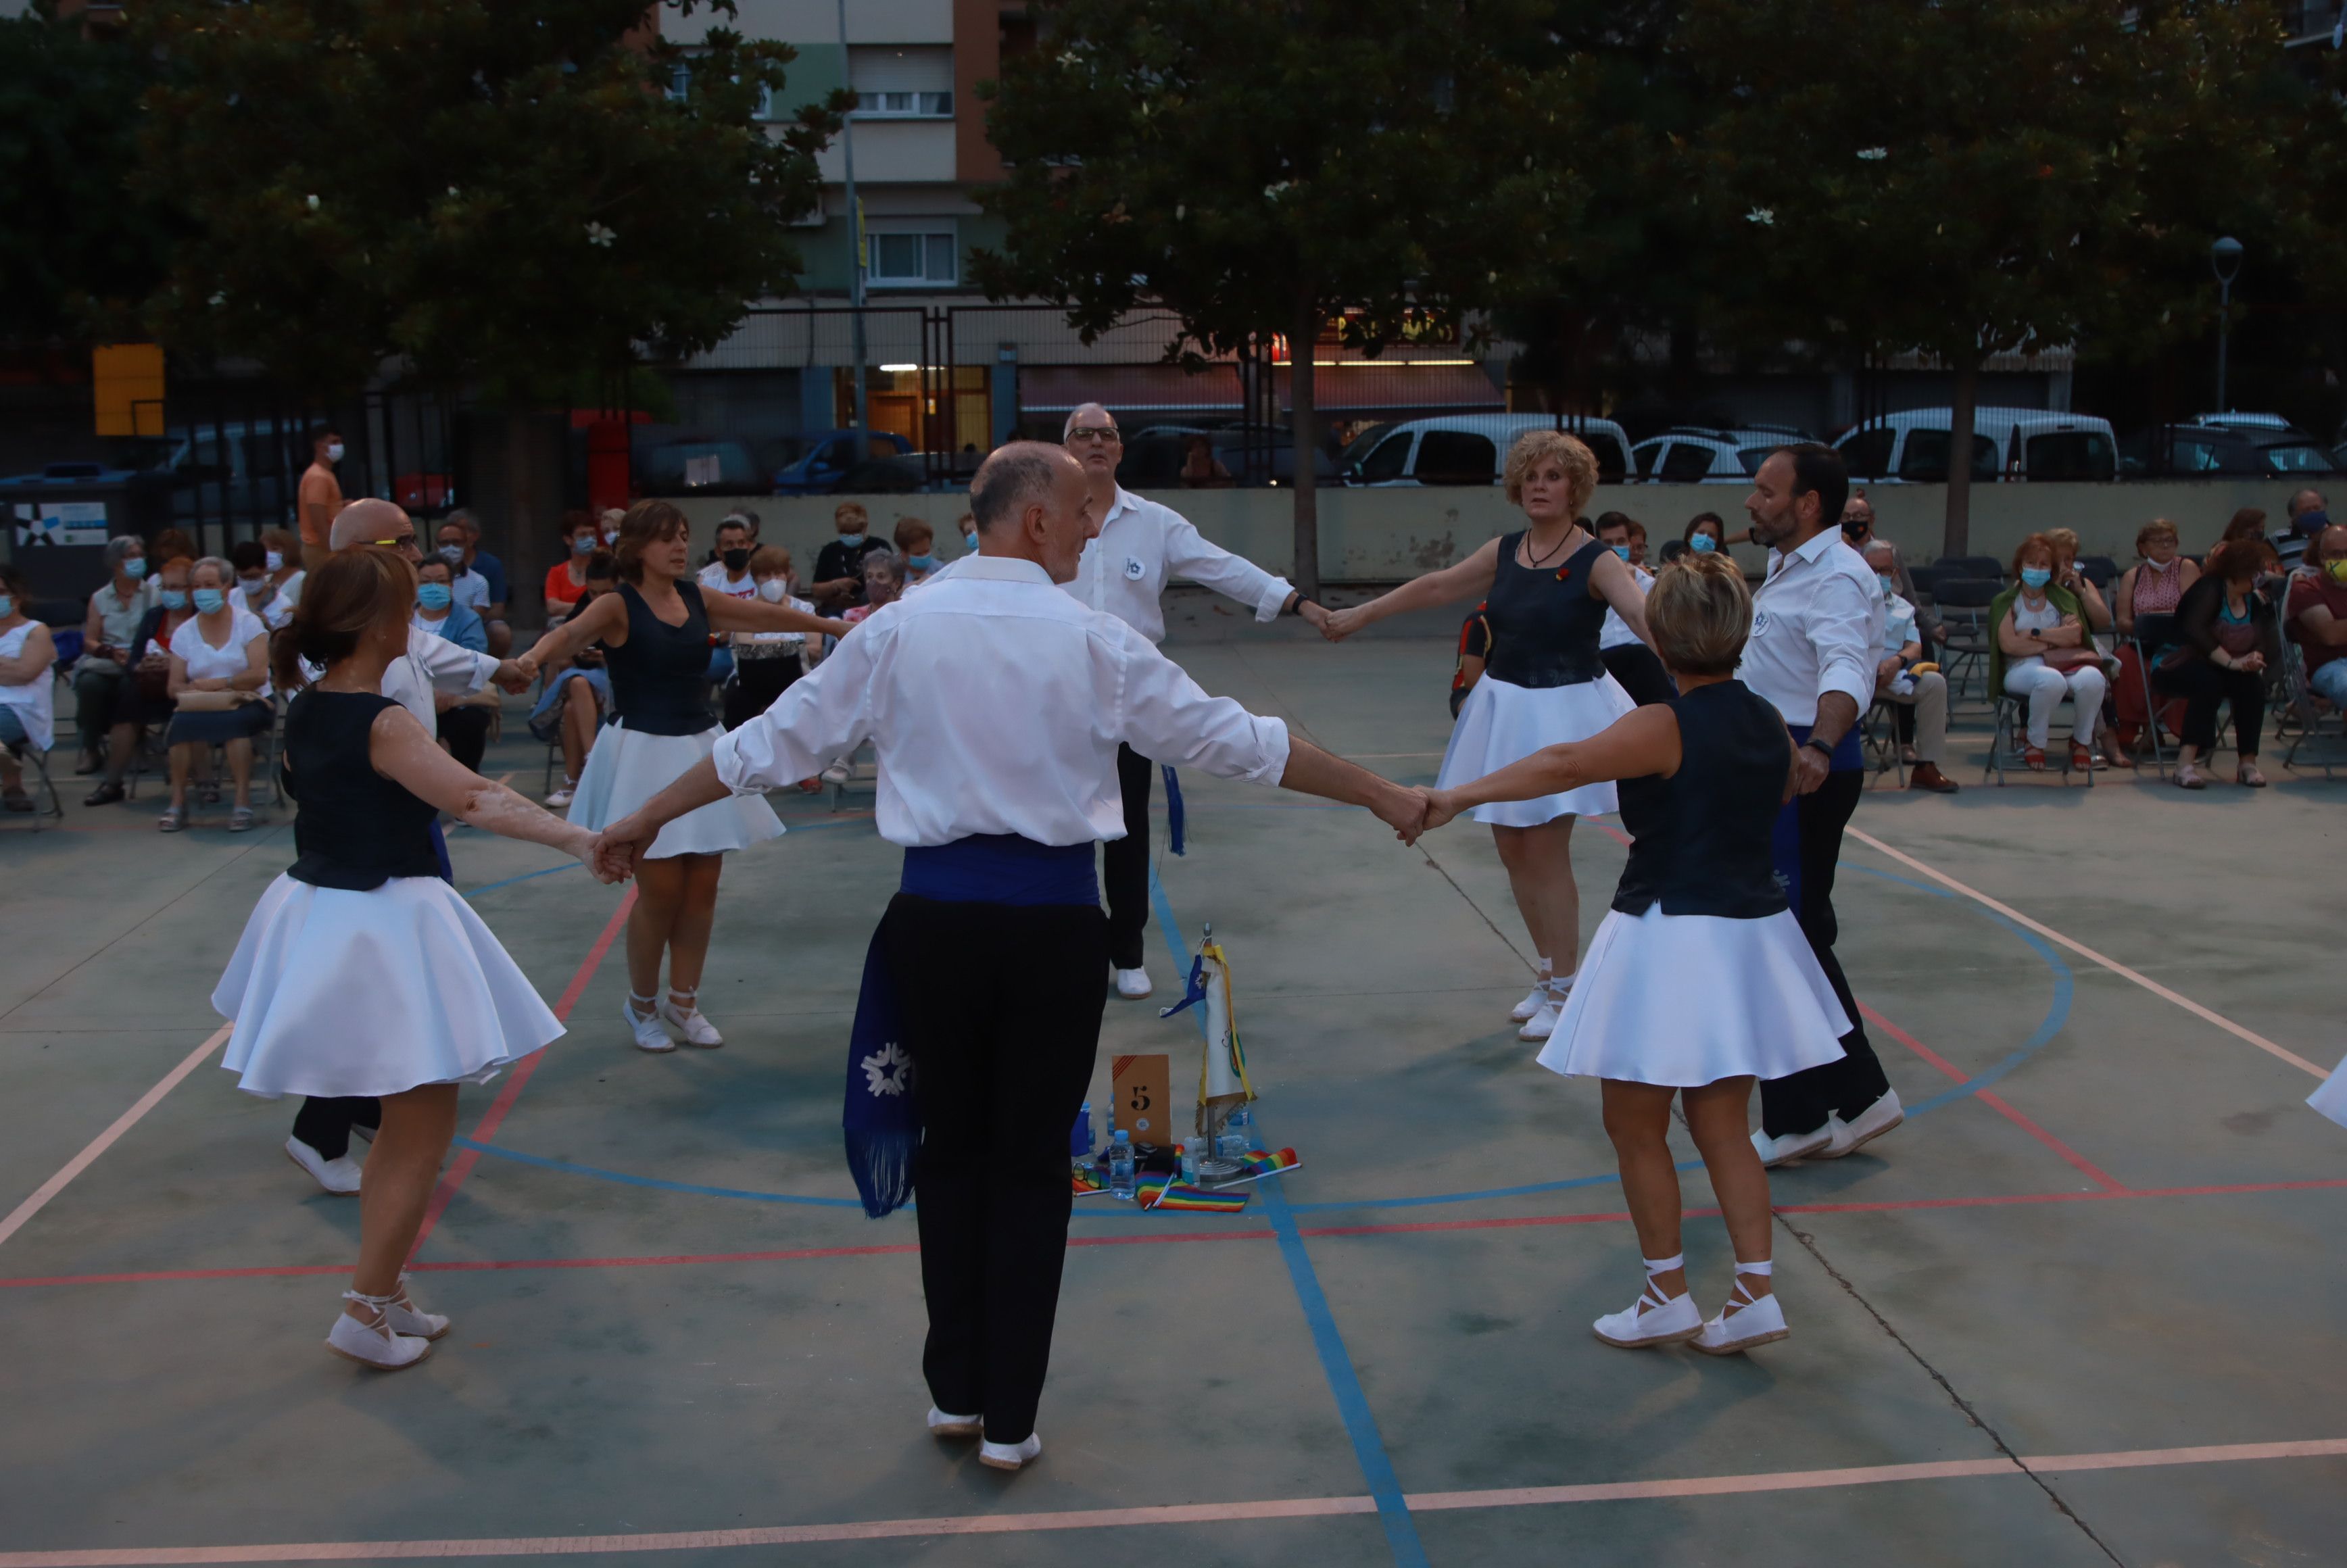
[1066,426,1122,445]
[366,535,418,549]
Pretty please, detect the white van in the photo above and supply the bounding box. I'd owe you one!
[1341,414,1635,489]
[1630,425,1816,484]
[1834,408,2117,483]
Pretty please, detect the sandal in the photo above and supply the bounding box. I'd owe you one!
[84,781,125,806]
[2237,763,2267,788]
[2173,763,2208,791]
[2068,742,2098,771]
[2023,745,2048,771]
[157,804,187,831]
[229,805,258,832]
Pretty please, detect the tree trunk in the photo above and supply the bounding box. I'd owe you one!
[1289,297,1322,599]
[1943,351,1979,558]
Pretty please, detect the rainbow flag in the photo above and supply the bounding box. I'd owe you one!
[1139,1180,1249,1214]
[1230,1147,1301,1184]
[1071,1165,1106,1196]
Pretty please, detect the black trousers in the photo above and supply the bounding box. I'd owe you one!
[2152,659,2266,753]
[1758,768,1892,1139]
[1102,743,1153,970]
[722,657,801,731]
[1600,643,1676,707]
[291,1095,381,1160]
[885,894,1109,1443]
[439,706,492,775]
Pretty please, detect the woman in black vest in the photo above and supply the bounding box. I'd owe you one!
[1422,554,1848,1358]
[519,502,847,1053]
[212,548,611,1370]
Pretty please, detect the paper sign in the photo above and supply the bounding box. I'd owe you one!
[1111,1054,1172,1150]
[14,500,110,547]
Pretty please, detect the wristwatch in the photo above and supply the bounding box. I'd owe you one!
[1284,592,1320,616]
[1801,737,1835,760]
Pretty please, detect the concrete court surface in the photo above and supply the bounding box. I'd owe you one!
[1,595,2343,1568]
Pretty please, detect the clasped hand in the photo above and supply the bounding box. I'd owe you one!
[581,809,659,884]
[1374,785,1466,846]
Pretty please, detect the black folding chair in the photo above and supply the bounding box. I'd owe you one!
[1929,577,2002,706]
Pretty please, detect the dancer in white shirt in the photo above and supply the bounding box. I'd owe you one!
[596,443,1421,1473]
[1059,402,1333,999]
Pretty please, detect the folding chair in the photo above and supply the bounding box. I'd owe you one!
[2277,641,2346,777]
[1985,689,2093,786]
[1860,693,1908,787]
[2,734,67,828]
[1929,578,2000,706]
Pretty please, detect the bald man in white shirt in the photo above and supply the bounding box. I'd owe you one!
[598,442,1420,1472]
[1058,403,1336,1000]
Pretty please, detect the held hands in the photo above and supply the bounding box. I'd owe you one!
[1321,606,1366,643]
[1419,787,1463,835]
[591,809,659,882]
[1296,599,1335,635]
[1372,783,1429,846]
[495,657,535,693]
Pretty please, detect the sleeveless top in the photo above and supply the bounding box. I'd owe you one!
[283,689,442,890]
[1610,679,1792,920]
[606,580,715,735]
[1482,534,1610,689]
[2131,556,2186,617]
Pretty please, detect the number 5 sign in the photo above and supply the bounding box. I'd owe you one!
[1111,1054,1171,1150]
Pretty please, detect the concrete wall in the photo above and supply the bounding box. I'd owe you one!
[662,479,2309,587]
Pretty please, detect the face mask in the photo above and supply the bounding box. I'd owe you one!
[417,583,453,611]
[1877,573,1897,593]
[241,576,268,597]
[437,545,464,566]
[964,531,979,551]
[907,554,937,572]
[756,577,790,604]
[0,595,13,619]
[124,556,149,580]
[2020,566,2052,589]
[1610,544,1631,561]
[259,550,280,572]
[572,535,595,555]
[2327,559,2347,586]
[161,589,188,610]
[721,547,750,572]
[324,443,345,463]
[193,587,226,614]
[836,532,865,547]
[1688,532,1716,554]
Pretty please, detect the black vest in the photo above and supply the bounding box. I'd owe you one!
[606,580,715,735]
[1482,534,1610,689]
[285,690,443,891]
[1610,679,1792,920]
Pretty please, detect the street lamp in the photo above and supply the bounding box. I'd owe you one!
[2210,235,2244,414]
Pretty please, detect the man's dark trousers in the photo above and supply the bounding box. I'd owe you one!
[1102,743,1153,970]
[1758,767,1892,1139]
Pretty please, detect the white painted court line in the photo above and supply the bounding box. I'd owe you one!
[1847,826,2327,1079]
[3,1437,2338,1564]
[0,1026,229,1254]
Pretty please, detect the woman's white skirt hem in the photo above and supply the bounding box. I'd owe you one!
[1439,673,1635,826]
[1536,905,1850,1086]
[568,723,783,858]
[212,874,564,1100]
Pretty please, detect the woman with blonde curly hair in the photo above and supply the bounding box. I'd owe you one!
[1326,429,1657,1039]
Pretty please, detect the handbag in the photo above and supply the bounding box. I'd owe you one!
[2041,645,2100,674]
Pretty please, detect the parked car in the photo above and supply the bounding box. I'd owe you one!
[2120,422,2344,479]
[633,435,770,497]
[2187,411,2311,436]
[1629,425,1817,484]
[830,453,981,494]
[1835,408,2118,483]
[1340,414,1635,488]
[771,429,915,495]
[1121,424,1336,488]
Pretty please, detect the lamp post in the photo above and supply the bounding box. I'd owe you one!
[838,0,867,437]
[2210,235,2244,414]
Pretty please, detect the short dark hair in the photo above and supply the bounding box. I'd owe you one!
[1593,510,1632,539]
[970,442,1068,534]
[1774,443,1848,529]
[230,539,266,572]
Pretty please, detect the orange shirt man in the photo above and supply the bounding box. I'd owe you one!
[297,428,345,573]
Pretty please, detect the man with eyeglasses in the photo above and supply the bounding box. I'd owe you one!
[1059,401,1333,999]
[279,499,533,1200]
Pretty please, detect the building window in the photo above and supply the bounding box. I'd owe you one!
[853,89,953,118]
[866,230,957,288]
[848,45,953,118]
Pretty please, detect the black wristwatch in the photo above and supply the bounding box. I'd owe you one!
[1802,737,1835,760]
[1284,592,1319,617]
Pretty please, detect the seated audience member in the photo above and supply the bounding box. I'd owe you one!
[811,501,894,611]
[1591,512,1674,706]
[1841,493,1939,651]
[2154,539,2279,790]
[1864,539,1956,793]
[230,540,294,630]
[413,558,495,773]
[545,511,600,623]
[93,558,201,804]
[438,509,510,656]
[75,535,149,777]
[1451,604,1491,719]
[894,516,940,585]
[531,551,619,808]
[259,527,306,610]
[2116,518,2197,639]
[724,508,760,543]
[161,556,273,832]
[2285,488,2329,543]
[2287,524,2347,710]
[696,515,760,687]
[2215,506,2267,564]
[722,545,817,730]
[1685,510,1739,554]
[0,563,56,812]
[2045,526,2112,638]
[1991,533,2117,773]
[1180,434,1234,488]
[1622,516,1650,568]
[954,511,979,554]
[842,550,905,626]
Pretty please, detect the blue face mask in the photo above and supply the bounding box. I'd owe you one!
[2020,566,2053,589]
[907,554,937,572]
[1689,532,1716,553]
[124,556,149,580]
[1877,573,1898,593]
[1611,544,1631,561]
[438,545,465,566]
[964,532,979,550]
[572,535,595,556]
[417,583,453,610]
[193,587,226,614]
[836,532,865,547]
[161,589,188,610]
[0,595,13,619]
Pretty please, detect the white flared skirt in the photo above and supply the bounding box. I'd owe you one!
[213,873,564,1100]
[568,722,783,859]
[2310,1052,2347,1131]
[1536,904,1852,1086]
[1438,673,1635,826]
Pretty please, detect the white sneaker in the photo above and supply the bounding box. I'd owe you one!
[926,1406,983,1439]
[285,1135,362,1196]
[1113,966,1152,1000]
[1693,1280,1789,1356]
[1516,999,1559,1040]
[658,998,724,1048]
[622,997,675,1053]
[978,1432,1043,1471]
[545,785,575,808]
[1509,984,1547,1023]
[1749,1124,1832,1168]
[384,1276,450,1342]
[1816,1089,1904,1160]
[325,1300,433,1371]
[1592,1285,1703,1349]
[820,761,852,787]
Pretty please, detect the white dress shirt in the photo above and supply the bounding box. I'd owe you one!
[1880,590,1919,658]
[1599,562,1654,650]
[310,627,499,738]
[1737,527,1883,725]
[714,556,1291,847]
[1065,487,1293,643]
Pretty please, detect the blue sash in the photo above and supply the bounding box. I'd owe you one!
[1161,764,1186,856]
[899,833,1098,907]
[842,920,917,1218]
[1768,722,1857,916]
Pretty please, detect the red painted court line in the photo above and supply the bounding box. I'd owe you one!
[406,889,635,1256]
[13,1179,2344,1291]
[1859,1002,2129,1194]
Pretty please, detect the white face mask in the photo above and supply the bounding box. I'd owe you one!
[324,442,345,463]
[756,577,790,604]
[264,549,283,572]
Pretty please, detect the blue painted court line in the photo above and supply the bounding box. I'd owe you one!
[1151,869,1430,1568]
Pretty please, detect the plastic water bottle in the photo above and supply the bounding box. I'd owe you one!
[1180,1137,1203,1183]
[1108,1129,1136,1200]
[1069,1102,1095,1158]
[1216,1103,1252,1160]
